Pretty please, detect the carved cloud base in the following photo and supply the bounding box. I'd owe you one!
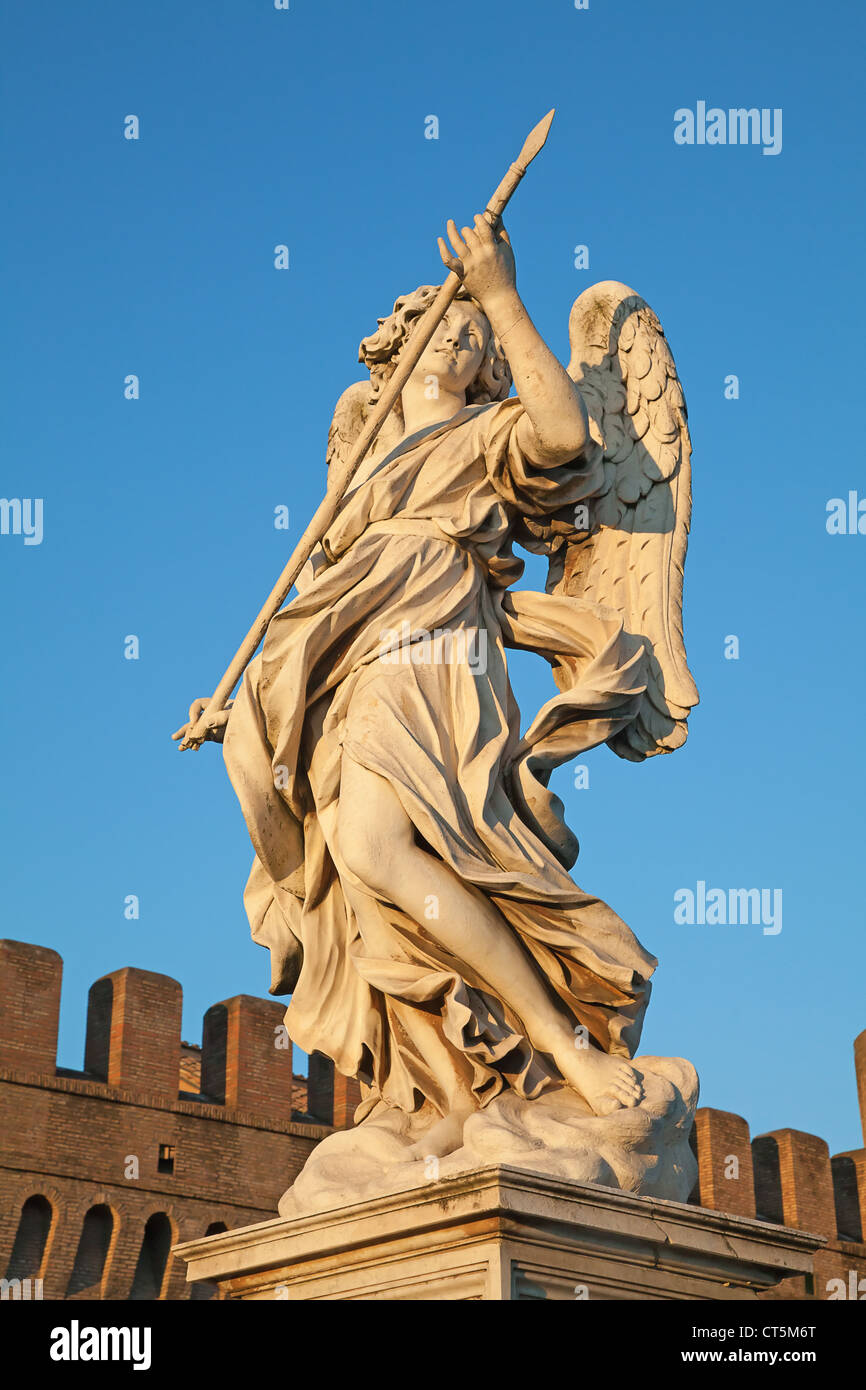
[278,1054,700,1220]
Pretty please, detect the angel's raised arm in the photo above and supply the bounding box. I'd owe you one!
[439,216,592,467]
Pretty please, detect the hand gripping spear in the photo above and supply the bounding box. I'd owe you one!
[175,108,555,750]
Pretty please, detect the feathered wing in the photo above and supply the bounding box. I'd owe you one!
[325,378,404,485]
[553,280,698,760]
[326,380,372,474]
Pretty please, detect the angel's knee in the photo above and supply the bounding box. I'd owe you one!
[337,762,412,892]
[337,816,382,891]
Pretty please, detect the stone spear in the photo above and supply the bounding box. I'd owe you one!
[175,109,555,750]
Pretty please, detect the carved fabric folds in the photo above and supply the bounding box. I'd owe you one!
[223,398,657,1122]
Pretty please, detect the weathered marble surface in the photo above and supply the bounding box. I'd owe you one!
[177,1165,821,1302]
[175,174,701,1209]
[279,1057,699,1218]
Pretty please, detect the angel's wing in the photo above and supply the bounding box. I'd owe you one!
[555,280,698,760]
[326,381,372,473]
[325,379,404,481]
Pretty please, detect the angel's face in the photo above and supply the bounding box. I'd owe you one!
[412,302,489,397]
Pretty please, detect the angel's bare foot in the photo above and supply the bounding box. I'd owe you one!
[553,1041,644,1117]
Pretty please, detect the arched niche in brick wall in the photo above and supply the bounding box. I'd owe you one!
[66,1204,115,1299]
[128,1212,174,1301]
[5,1194,54,1282]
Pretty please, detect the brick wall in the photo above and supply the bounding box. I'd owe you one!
[2,937,865,1302]
[0,940,355,1301]
[688,1030,866,1301]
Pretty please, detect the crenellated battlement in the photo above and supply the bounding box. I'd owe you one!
[0,939,360,1301]
[688,1030,866,1299]
[0,940,64,1075]
[0,938,360,1126]
[0,937,862,1301]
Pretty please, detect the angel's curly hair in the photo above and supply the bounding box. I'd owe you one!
[358,284,512,408]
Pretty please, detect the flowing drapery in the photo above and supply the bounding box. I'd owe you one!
[223,399,656,1121]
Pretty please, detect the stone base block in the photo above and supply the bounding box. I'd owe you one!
[175,1164,822,1301]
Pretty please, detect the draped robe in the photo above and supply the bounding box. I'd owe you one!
[223,396,656,1122]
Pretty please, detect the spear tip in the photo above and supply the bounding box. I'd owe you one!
[517,108,555,170]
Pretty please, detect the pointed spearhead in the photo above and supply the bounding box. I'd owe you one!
[485,108,555,221]
[176,104,559,749]
[516,108,555,172]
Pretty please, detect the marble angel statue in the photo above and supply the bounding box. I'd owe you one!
[174,212,699,1206]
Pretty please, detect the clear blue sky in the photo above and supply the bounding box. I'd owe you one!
[2,0,864,1156]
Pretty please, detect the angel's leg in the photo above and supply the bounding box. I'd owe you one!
[337,752,643,1126]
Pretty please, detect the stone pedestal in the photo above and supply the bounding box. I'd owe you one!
[175,1164,822,1301]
